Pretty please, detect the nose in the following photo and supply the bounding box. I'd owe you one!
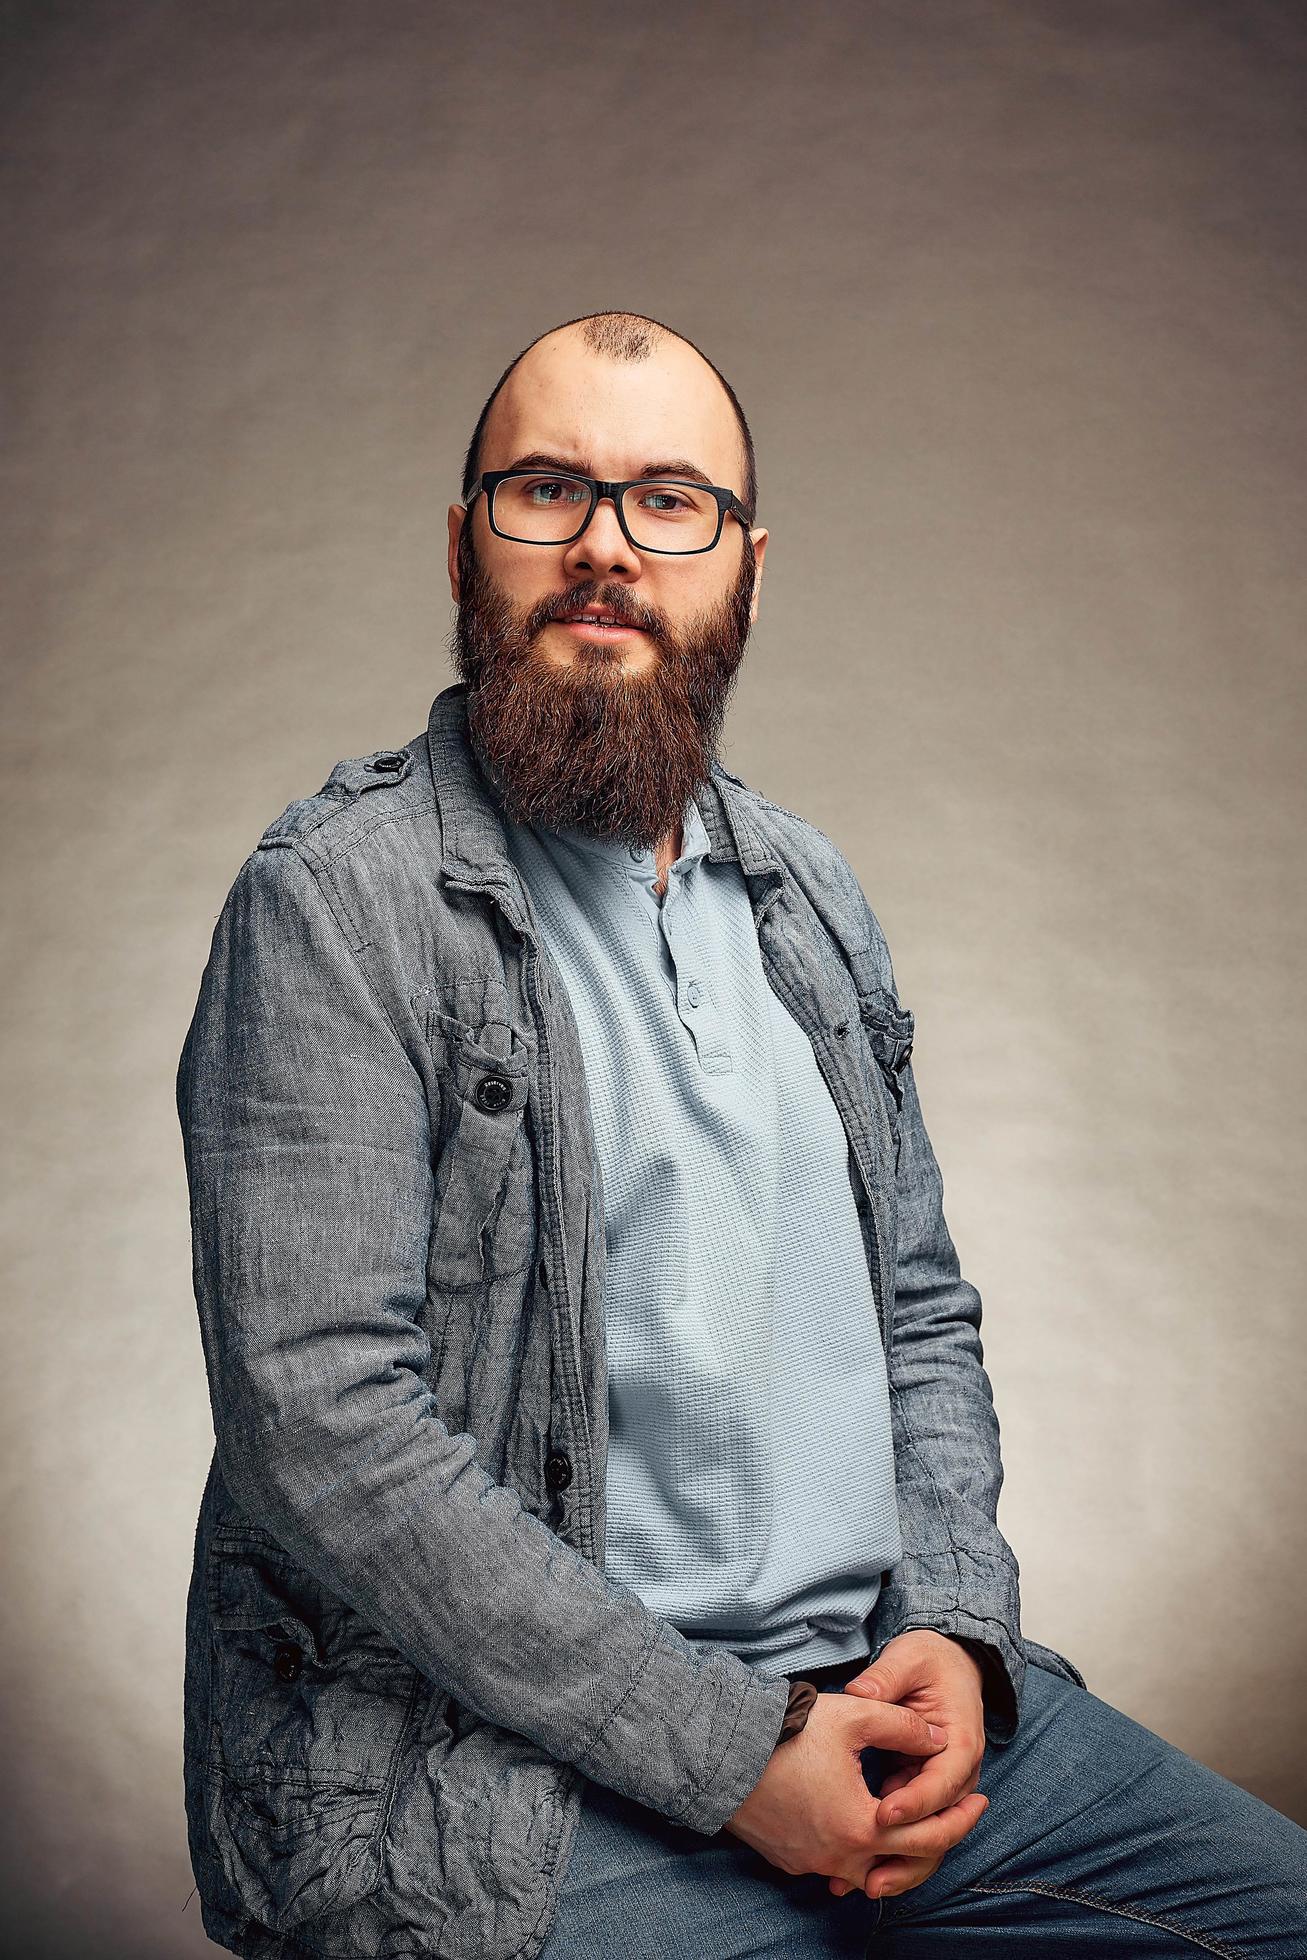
[562,493,641,581]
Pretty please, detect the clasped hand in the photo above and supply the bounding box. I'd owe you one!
[725,1626,990,1900]
[830,1626,990,1901]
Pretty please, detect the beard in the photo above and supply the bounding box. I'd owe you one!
[449,517,756,850]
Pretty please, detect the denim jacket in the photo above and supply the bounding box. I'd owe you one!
[177,681,1086,1960]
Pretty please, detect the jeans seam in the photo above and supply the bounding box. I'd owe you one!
[959,1879,1249,1959]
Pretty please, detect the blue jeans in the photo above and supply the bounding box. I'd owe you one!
[538,1659,1307,1956]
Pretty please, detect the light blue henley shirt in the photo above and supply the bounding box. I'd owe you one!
[503,792,901,1678]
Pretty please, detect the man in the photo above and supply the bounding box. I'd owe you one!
[178,310,1306,1958]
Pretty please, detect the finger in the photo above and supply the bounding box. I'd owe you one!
[863,1702,949,1759]
[864,1832,986,1903]
[832,1855,889,1900]
[875,1747,972,1827]
[843,1648,924,1706]
[879,1754,981,1816]
[876,1792,988,1861]
[865,1855,937,1900]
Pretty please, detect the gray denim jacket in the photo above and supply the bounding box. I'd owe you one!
[177,681,1086,1960]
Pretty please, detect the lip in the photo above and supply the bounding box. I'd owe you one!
[554,617,645,639]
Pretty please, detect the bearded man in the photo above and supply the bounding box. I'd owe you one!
[177,310,1307,1960]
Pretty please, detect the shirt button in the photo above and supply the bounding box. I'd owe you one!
[686,980,704,1007]
[628,844,647,863]
[272,1642,303,1683]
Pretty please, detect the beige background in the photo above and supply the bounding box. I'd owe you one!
[2,1,1304,1951]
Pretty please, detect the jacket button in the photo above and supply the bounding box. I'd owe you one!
[544,1452,572,1493]
[273,1642,303,1682]
[474,1074,513,1112]
[367,751,406,773]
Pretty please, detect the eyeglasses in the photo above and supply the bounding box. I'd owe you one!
[466,469,752,555]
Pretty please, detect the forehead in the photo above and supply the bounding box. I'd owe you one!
[482,332,744,492]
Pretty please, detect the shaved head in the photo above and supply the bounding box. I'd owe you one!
[462,310,756,523]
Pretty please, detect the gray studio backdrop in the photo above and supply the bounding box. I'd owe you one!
[2,3,1304,1953]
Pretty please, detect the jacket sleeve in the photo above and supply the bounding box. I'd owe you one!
[860,922,1027,1745]
[176,838,789,1832]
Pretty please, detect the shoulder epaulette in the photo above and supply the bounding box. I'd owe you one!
[257,745,414,848]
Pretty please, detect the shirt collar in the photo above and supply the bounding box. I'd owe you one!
[526,792,712,884]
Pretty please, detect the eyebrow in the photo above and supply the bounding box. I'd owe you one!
[502,450,717,487]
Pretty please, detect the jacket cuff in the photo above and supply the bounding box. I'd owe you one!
[573,1618,793,1837]
[668,1661,792,1836]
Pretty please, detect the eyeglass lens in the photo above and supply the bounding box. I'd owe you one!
[492,473,720,551]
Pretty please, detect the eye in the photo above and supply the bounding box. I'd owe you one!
[638,488,695,514]
[520,476,587,506]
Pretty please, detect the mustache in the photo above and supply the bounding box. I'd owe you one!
[532,586,659,635]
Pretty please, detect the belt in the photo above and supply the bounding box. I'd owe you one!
[786,1650,870,1690]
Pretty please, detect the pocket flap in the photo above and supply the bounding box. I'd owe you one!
[208,1531,323,1665]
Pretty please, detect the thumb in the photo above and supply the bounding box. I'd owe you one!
[842,1651,913,1704]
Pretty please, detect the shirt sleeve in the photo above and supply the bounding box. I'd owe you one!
[177,838,790,1829]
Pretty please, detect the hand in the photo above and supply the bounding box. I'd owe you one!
[827,1628,989,1902]
[723,1687,959,1892]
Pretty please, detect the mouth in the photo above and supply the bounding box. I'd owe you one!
[553,605,645,640]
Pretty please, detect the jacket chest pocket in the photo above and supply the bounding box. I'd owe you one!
[421,994,538,1291]
[204,1526,421,1933]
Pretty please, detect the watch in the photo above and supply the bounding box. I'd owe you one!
[776,1677,819,1744]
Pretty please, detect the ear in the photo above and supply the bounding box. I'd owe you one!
[748,528,769,625]
[447,503,467,604]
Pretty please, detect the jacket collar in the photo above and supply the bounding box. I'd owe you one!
[424,683,783,904]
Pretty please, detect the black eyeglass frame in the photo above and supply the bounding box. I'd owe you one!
[465,470,754,556]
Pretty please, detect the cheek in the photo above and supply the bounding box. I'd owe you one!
[496,555,551,610]
[663,570,729,628]
[475,548,562,635]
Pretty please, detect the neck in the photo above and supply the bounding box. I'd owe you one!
[651,818,683,900]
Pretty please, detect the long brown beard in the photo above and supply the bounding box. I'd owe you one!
[449,518,755,849]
